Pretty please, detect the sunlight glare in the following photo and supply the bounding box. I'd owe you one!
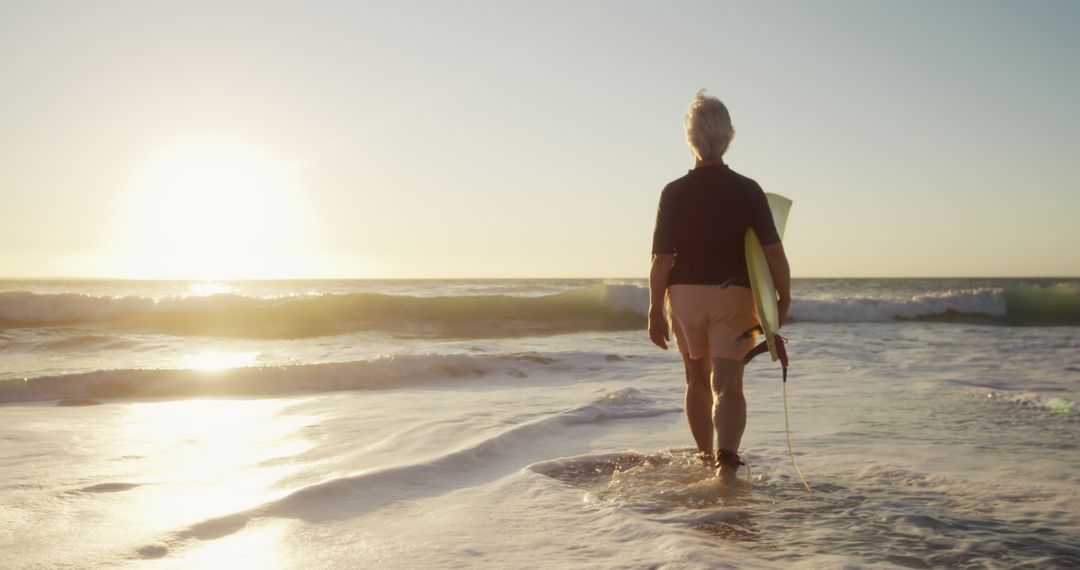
[186,282,235,296]
[118,136,313,279]
[119,400,313,540]
[183,351,260,371]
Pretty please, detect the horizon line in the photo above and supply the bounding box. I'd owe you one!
[1,275,1078,281]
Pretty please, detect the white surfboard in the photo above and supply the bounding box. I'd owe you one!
[744,193,792,361]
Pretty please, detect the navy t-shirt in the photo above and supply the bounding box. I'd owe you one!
[651,164,780,286]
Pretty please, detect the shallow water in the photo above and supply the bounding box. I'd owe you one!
[537,446,1080,568]
[1,279,1078,568]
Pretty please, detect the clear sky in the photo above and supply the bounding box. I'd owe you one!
[2,0,1078,279]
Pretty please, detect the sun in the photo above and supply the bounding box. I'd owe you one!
[116,136,312,279]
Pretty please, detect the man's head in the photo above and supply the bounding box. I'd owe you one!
[684,89,735,161]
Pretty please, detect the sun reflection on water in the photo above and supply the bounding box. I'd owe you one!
[178,520,296,568]
[186,282,235,297]
[183,351,259,370]
[119,399,314,559]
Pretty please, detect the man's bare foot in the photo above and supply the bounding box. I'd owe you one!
[715,449,745,484]
[715,464,739,484]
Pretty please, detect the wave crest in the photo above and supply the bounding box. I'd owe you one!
[0,286,646,338]
[791,289,1007,323]
[1,282,1077,338]
[792,284,1080,325]
[0,350,645,403]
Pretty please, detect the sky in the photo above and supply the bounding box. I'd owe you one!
[2,0,1078,279]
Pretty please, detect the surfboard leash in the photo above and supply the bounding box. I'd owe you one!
[776,336,813,494]
[740,330,812,493]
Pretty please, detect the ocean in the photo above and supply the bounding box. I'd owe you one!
[2,278,1078,568]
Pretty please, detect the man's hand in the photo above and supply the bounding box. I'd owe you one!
[648,254,673,350]
[648,309,669,350]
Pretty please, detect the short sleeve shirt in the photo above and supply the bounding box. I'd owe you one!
[651,164,780,286]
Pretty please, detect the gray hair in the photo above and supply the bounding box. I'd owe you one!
[683,89,735,161]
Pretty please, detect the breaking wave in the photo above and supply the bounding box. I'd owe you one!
[791,288,1009,323]
[792,283,1080,325]
[0,285,646,338]
[0,351,582,403]
[1,282,1077,339]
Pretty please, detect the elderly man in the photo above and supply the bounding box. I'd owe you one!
[648,90,791,483]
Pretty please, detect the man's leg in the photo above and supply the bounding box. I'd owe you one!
[711,357,747,480]
[682,354,713,465]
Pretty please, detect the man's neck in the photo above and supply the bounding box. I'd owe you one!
[695,158,726,168]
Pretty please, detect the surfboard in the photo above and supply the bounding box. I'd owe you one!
[744,193,792,361]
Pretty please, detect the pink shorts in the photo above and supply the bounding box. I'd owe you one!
[666,284,760,361]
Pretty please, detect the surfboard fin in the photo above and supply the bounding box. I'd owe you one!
[741,331,784,366]
[742,340,771,365]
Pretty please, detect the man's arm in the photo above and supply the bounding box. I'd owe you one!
[648,254,674,349]
[762,243,791,328]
